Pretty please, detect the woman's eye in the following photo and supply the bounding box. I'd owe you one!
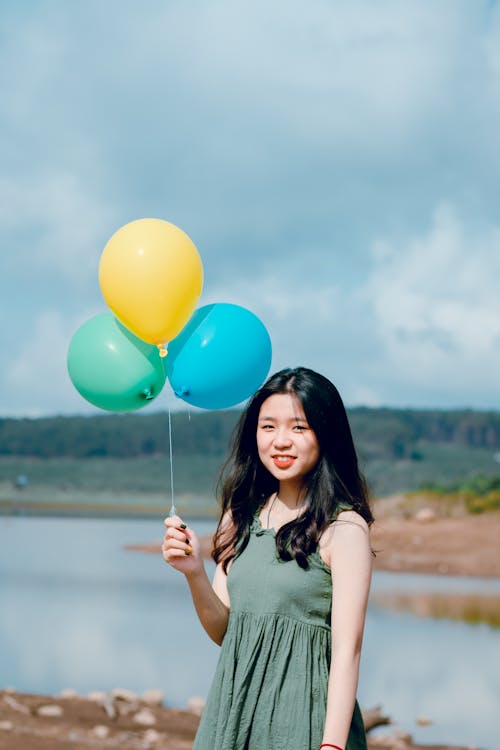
[293,425,307,432]
[261,424,274,431]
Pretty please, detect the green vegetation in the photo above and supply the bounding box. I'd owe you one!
[1,407,499,460]
[420,474,500,514]
[0,407,499,513]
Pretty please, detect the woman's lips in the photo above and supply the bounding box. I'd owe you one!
[272,456,296,468]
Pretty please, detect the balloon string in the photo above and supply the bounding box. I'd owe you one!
[168,407,176,517]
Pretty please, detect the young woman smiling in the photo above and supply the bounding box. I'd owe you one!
[162,367,374,750]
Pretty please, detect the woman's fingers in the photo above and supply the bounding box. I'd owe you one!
[163,537,190,550]
[162,537,192,553]
[162,515,200,569]
[164,516,191,542]
[165,548,193,559]
[164,515,187,530]
[165,526,190,542]
[162,525,193,563]
[162,545,192,562]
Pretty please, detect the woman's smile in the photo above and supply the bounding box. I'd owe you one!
[272,455,296,468]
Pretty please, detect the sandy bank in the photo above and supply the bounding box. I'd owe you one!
[370,513,500,578]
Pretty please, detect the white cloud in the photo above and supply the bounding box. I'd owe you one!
[364,204,500,401]
[0,172,114,286]
[3,309,99,416]
[1,1,500,413]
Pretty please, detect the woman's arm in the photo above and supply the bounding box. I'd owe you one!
[320,510,372,748]
[162,515,230,645]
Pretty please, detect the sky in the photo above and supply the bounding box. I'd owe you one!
[1,0,500,416]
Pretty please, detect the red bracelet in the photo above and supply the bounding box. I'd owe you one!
[320,744,344,750]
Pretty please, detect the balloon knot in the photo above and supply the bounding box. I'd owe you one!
[174,386,190,397]
[141,388,154,400]
[158,344,168,358]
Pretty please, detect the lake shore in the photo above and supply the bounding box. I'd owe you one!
[128,508,500,579]
[1,507,496,750]
[0,689,475,750]
[369,512,500,578]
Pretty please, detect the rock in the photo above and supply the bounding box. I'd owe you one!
[111,687,138,702]
[133,707,157,726]
[416,715,432,725]
[87,691,108,702]
[187,696,206,716]
[414,507,436,523]
[67,731,85,742]
[116,699,138,716]
[60,688,78,699]
[99,695,118,719]
[0,721,13,731]
[92,724,110,739]
[2,694,30,714]
[141,688,164,706]
[143,728,162,743]
[37,704,64,718]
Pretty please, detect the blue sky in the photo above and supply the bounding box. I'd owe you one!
[1,0,500,415]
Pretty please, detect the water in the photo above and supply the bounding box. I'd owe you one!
[1,516,499,749]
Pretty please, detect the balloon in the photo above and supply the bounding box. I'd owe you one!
[99,218,203,353]
[166,303,272,409]
[67,313,166,411]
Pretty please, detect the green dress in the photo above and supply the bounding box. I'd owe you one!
[192,512,367,750]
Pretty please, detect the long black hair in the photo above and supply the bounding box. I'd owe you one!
[213,367,373,571]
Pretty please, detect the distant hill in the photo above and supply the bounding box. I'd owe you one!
[0,408,499,498]
[0,407,498,459]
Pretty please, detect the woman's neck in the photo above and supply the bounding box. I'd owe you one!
[276,481,306,509]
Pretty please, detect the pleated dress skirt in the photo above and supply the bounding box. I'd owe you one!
[192,515,368,750]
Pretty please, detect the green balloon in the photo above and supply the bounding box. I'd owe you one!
[67,313,166,412]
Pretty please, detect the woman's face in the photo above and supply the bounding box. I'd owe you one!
[256,393,320,485]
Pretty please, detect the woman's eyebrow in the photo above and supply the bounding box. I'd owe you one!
[258,416,308,423]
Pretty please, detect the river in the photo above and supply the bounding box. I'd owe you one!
[1,516,498,749]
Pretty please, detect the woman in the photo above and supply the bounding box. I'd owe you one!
[162,367,374,750]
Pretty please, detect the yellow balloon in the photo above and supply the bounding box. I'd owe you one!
[99,218,203,352]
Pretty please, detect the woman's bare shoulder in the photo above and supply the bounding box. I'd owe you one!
[319,510,370,563]
[334,509,370,533]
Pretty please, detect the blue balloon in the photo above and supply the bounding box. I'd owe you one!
[166,303,272,409]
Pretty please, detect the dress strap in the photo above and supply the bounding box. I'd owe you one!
[327,501,353,523]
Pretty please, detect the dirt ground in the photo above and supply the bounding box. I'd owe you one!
[0,690,472,750]
[0,690,198,750]
[369,513,500,578]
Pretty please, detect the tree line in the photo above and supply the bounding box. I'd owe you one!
[0,407,498,461]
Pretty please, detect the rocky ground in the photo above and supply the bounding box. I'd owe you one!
[0,689,475,750]
[369,510,500,578]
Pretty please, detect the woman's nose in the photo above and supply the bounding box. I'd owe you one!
[273,429,292,447]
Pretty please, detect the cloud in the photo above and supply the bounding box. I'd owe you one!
[0,173,114,287]
[3,309,98,416]
[363,204,500,405]
[1,1,500,413]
